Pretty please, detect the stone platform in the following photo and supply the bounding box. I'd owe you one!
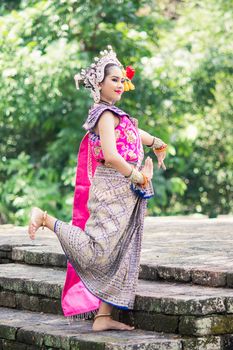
[0,215,233,350]
[1,215,233,287]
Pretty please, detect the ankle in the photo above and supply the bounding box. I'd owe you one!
[41,210,48,230]
[94,313,112,321]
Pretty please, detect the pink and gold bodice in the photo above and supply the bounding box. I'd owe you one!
[88,115,142,163]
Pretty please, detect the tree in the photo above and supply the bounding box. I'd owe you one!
[0,0,232,224]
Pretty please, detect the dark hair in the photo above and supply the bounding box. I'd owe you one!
[81,63,120,91]
[102,63,121,82]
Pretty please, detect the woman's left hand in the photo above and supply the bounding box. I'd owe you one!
[153,149,166,170]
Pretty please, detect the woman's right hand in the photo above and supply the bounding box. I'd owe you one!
[141,156,153,181]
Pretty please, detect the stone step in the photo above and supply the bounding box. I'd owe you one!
[3,242,233,289]
[0,307,232,350]
[1,217,233,288]
[1,264,233,337]
[140,263,233,288]
[0,307,184,350]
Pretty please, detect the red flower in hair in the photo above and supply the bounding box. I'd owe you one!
[126,66,135,80]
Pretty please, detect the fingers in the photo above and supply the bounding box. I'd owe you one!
[161,162,166,170]
[146,156,153,165]
[28,210,37,240]
[146,156,153,171]
[154,150,167,163]
[157,153,166,170]
[158,159,166,170]
[145,156,154,179]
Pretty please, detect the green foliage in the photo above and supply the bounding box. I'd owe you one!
[0,0,232,224]
[0,152,74,224]
[142,0,233,217]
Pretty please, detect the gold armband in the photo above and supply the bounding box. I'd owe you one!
[147,136,167,150]
[125,168,147,186]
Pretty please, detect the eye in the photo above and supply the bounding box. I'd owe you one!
[112,78,125,83]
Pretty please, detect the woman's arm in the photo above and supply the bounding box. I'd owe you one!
[138,128,165,147]
[138,128,154,146]
[138,128,167,170]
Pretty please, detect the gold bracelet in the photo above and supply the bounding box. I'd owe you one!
[141,173,149,188]
[125,166,134,178]
[147,138,155,147]
[127,168,144,184]
[153,144,167,153]
[42,210,47,230]
[147,136,165,149]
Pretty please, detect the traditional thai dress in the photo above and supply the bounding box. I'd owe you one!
[54,103,154,321]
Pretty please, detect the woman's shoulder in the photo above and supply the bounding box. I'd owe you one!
[83,103,137,131]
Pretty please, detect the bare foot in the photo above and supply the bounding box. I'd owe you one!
[92,316,135,332]
[28,207,43,240]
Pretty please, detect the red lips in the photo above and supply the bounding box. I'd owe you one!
[115,90,123,94]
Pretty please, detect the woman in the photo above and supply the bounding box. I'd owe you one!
[28,46,167,332]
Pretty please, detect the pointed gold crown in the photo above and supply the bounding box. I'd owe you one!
[74,45,135,102]
[74,45,122,90]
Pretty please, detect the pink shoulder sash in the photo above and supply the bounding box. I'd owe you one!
[61,132,101,317]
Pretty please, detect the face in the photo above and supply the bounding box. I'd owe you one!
[98,66,125,104]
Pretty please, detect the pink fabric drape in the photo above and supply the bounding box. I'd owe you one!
[61,132,101,317]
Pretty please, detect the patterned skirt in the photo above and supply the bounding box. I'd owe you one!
[54,164,148,309]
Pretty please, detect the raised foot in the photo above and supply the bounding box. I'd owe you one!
[92,316,135,332]
[28,206,43,240]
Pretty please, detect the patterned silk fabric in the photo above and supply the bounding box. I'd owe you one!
[53,103,149,311]
[55,165,147,310]
[82,103,137,131]
[89,115,141,163]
